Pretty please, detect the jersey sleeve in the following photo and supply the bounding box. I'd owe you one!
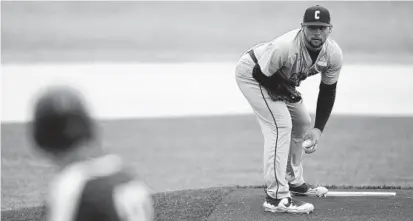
[321,46,343,85]
[113,181,154,221]
[257,42,289,77]
[46,171,86,221]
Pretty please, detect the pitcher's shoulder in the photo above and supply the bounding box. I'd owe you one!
[270,29,301,45]
[326,38,343,56]
[325,39,343,66]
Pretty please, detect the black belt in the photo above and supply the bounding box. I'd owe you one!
[248,49,258,64]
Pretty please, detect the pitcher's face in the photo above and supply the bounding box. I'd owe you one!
[303,25,331,49]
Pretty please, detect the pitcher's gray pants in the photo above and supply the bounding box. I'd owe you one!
[235,54,311,199]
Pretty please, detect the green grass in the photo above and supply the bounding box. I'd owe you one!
[2,114,413,211]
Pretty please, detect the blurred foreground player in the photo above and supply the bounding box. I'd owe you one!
[30,85,153,221]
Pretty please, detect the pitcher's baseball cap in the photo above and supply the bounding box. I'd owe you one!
[302,5,332,27]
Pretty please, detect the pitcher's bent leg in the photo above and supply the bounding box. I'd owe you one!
[258,107,292,199]
[235,69,292,199]
[286,100,312,186]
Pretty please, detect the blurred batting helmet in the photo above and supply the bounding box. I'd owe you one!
[31,86,94,153]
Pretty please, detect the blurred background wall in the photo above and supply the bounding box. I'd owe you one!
[2,1,413,64]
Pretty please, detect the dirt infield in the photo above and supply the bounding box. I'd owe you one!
[208,188,413,221]
[2,186,412,221]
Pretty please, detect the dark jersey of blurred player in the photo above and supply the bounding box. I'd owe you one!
[47,154,153,221]
[31,86,153,221]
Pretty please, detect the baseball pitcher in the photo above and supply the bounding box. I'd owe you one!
[235,5,343,214]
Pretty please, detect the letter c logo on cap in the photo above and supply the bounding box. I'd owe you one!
[315,10,320,19]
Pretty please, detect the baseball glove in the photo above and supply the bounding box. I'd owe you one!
[266,71,302,103]
[249,54,302,103]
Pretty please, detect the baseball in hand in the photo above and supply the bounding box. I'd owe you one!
[302,139,313,149]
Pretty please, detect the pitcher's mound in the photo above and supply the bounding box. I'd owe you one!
[207,188,412,221]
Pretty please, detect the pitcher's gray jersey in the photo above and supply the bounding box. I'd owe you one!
[241,28,343,86]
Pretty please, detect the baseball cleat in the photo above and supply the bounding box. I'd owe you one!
[289,183,328,197]
[263,196,314,214]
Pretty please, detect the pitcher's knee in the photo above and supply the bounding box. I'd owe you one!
[269,120,292,138]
